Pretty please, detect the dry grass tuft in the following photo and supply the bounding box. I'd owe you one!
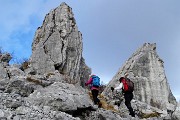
[26,77,42,85]
[88,91,118,112]
[46,72,55,79]
[100,99,118,112]
[141,111,161,118]
[20,61,30,71]
[98,94,105,99]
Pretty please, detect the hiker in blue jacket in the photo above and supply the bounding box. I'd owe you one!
[85,74,101,106]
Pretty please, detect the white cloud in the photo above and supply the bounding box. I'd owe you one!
[0,0,59,59]
[0,1,43,36]
[0,1,42,62]
[0,0,77,60]
[0,0,68,41]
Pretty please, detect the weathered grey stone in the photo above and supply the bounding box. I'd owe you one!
[46,70,65,83]
[0,109,5,117]
[0,63,25,81]
[15,105,81,120]
[172,102,180,120]
[6,96,23,109]
[79,58,92,87]
[28,2,91,84]
[4,79,34,97]
[0,64,9,80]
[26,82,93,112]
[0,53,12,63]
[0,79,9,91]
[0,92,24,119]
[6,66,25,79]
[84,109,123,120]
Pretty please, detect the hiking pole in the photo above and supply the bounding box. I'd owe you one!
[110,87,115,99]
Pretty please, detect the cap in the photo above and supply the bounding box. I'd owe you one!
[119,77,124,82]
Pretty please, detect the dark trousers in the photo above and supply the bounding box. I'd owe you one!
[91,89,100,104]
[124,92,135,117]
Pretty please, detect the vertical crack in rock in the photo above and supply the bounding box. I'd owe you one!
[6,69,11,79]
[42,8,57,46]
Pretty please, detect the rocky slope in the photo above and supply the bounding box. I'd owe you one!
[0,2,179,120]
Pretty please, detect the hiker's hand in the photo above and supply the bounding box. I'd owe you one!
[111,87,114,92]
[85,83,87,86]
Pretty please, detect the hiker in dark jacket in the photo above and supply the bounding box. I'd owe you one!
[85,74,100,105]
[111,75,135,117]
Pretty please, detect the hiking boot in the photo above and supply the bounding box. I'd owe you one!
[98,102,102,108]
[129,113,135,117]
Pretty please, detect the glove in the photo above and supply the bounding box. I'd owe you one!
[85,83,87,86]
[111,87,114,92]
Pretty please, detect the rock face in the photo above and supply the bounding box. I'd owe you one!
[26,82,93,112]
[103,43,177,111]
[79,58,91,87]
[0,3,94,120]
[173,101,180,119]
[0,63,94,120]
[28,2,90,84]
[1,2,180,120]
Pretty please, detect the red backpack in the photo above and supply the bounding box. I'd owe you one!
[122,78,134,92]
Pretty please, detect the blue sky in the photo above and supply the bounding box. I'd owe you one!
[0,0,179,101]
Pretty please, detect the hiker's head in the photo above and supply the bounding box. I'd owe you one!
[89,74,95,78]
[119,77,124,82]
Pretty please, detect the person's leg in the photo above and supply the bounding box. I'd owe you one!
[91,90,100,104]
[94,90,100,104]
[124,93,135,117]
[91,90,96,104]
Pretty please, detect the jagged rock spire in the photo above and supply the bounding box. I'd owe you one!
[28,3,91,83]
[103,43,177,110]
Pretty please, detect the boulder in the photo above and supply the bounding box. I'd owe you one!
[25,82,93,112]
[15,105,81,120]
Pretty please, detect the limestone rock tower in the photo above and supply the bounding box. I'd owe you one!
[103,43,177,110]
